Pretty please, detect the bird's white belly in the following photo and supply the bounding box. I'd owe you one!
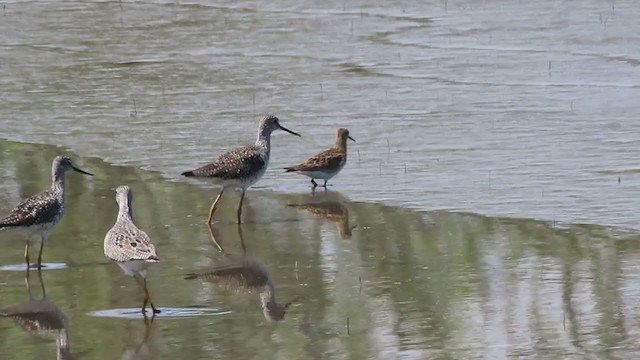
[5,210,63,238]
[299,170,337,180]
[25,221,57,238]
[117,260,153,277]
[219,164,267,190]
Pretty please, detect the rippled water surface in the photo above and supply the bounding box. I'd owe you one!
[1,138,640,359]
[1,0,640,359]
[1,0,640,228]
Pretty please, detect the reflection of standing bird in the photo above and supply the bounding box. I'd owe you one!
[185,255,302,321]
[104,186,160,315]
[0,155,93,268]
[288,201,353,239]
[0,270,75,360]
[121,316,156,360]
[181,114,301,224]
[284,128,355,188]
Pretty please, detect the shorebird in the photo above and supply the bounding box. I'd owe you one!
[185,254,302,321]
[0,269,75,360]
[181,114,301,224]
[0,155,93,268]
[104,185,160,315]
[284,128,354,188]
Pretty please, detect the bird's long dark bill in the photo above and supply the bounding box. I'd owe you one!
[348,136,356,142]
[284,295,304,309]
[72,166,93,176]
[279,125,301,137]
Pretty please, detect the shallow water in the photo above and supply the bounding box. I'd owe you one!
[1,140,640,359]
[2,1,640,359]
[1,0,640,229]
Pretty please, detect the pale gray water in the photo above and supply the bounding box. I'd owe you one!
[1,0,640,228]
[2,140,640,360]
[1,3,640,359]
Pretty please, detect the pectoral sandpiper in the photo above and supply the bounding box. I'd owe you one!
[284,128,354,188]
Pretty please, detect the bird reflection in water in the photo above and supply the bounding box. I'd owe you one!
[121,316,156,360]
[0,269,75,360]
[186,225,302,321]
[288,190,356,240]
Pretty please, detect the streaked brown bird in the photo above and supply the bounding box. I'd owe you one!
[284,128,355,188]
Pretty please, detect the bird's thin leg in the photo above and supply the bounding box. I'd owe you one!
[133,274,149,314]
[144,278,160,314]
[322,179,328,188]
[142,290,149,314]
[24,236,30,269]
[237,190,246,224]
[36,234,47,269]
[135,275,160,314]
[311,179,318,188]
[207,189,224,224]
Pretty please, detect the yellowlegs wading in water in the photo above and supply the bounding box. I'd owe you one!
[0,156,93,269]
[284,128,354,188]
[181,114,301,224]
[104,185,160,315]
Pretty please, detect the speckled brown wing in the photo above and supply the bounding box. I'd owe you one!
[285,148,344,172]
[104,222,159,263]
[182,146,266,181]
[0,191,62,229]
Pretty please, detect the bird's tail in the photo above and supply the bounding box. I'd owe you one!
[181,170,195,177]
[284,167,297,172]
